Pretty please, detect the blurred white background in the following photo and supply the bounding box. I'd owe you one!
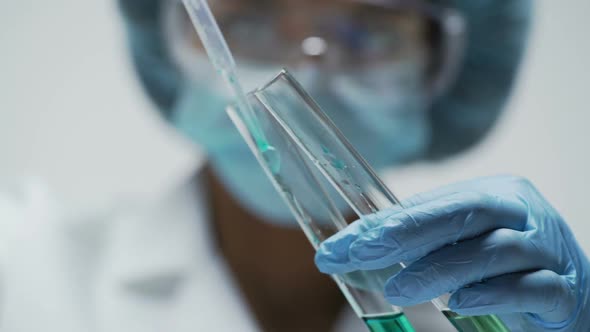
[1,1,589,253]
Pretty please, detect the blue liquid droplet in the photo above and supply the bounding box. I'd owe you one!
[330,158,347,170]
[260,144,281,174]
[320,145,347,170]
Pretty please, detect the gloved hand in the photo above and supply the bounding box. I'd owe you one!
[315,175,589,331]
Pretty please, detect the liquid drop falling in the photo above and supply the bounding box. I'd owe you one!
[260,143,281,174]
[319,145,347,170]
[330,158,347,170]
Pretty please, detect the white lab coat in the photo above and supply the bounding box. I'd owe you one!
[0,172,454,332]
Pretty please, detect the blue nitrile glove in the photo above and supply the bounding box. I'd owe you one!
[315,175,589,331]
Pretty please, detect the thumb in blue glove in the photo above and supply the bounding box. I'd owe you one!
[315,175,590,331]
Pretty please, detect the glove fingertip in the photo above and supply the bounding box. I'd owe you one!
[314,260,349,274]
[314,250,356,274]
[384,277,424,306]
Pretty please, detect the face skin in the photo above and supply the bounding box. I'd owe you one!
[173,1,432,330]
[207,167,346,331]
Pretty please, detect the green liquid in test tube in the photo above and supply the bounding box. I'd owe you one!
[363,313,415,332]
[443,311,510,332]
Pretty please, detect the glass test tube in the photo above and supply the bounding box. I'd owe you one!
[228,92,414,331]
[243,69,511,332]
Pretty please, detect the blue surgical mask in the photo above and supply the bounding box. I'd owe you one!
[168,26,430,226]
[171,62,430,226]
[319,60,431,170]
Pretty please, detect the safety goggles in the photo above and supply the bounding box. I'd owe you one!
[165,0,465,97]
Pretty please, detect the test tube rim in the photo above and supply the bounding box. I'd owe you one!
[254,68,404,213]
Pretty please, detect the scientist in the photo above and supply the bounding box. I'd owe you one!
[1,0,587,331]
[118,0,588,330]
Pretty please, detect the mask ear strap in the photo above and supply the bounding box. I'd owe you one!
[350,0,466,99]
[427,9,466,99]
[162,0,197,79]
[119,0,183,117]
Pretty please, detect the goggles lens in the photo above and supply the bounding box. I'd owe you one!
[179,1,430,65]
[166,0,465,96]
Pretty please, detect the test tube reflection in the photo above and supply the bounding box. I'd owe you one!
[228,94,414,332]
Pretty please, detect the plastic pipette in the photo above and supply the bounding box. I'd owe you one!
[181,0,267,146]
